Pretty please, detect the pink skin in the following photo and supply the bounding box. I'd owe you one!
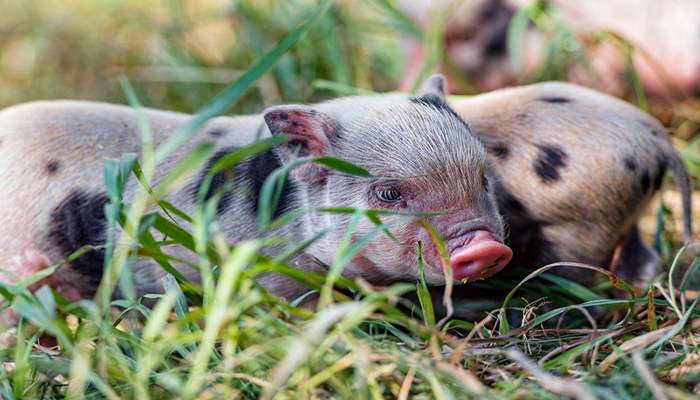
[5,247,83,302]
[413,212,512,282]
[449,230,512,281]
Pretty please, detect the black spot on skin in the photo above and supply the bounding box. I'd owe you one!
[411,94,447,109]
[191,146,296,218]
[190,147,269,215]
[279,112,288,120]
[500,190,527,214]
[533,144,568,183]
[623,157,637,172]
[538,96,572,104]
[245,150,296,219]
[46,160,61,174]
[48,191,109,291]
[496,187,558,269]
[640,171,651,193]
[207,129,225,138]
[192,148,237,214]
[488,142,509,159]
[410,95,470,128]
[653,158,668,190]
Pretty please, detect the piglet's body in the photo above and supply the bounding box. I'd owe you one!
[452,82,693,284]
[0,76,510,306]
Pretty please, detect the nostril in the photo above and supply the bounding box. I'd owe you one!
[452,259,474,271]
[450,253,502,272]
[490,255,509,268]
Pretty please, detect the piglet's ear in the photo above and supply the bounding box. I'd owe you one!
[264,105,338,184]
[417,74,447,101]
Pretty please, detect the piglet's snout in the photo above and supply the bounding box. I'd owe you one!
[449,230,512,281]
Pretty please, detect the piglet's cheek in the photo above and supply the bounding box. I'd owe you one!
[449,231,512,281]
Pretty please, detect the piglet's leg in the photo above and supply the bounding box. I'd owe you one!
[5,247,84,301]
[1,246,83,324]
[0,248,48,347]
[609,226,661,290]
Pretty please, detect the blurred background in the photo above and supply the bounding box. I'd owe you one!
[1,0,699,242]
[0,0,403,112]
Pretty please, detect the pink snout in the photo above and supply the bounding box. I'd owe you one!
[450,230,513,281]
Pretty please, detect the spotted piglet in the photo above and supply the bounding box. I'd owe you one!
[0,75,511,315]
[452,82,694,285]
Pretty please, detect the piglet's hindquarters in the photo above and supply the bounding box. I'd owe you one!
[451,82,693,285]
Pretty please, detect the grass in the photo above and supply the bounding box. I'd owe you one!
[0,0,699,399]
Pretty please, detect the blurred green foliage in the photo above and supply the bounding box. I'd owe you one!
[0,0,403,112]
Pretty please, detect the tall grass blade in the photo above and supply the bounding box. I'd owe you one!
[155,0,333,162]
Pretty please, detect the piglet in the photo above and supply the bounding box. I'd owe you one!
[0,75,509,307]
[451,81,694,284]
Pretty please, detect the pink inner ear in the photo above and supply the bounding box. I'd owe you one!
[287,112,330,154]
[265,107,335,156]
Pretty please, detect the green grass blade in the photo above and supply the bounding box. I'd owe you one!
[154,0,333,162]
[313,156,371,177]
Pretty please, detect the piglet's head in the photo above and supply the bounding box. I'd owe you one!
[263,74,511,286]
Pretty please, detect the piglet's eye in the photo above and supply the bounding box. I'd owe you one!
[482,175,489,191]
[375,187,402,203]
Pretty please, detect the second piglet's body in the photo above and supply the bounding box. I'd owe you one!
[0,76,511,303]
[452,82,693,284]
